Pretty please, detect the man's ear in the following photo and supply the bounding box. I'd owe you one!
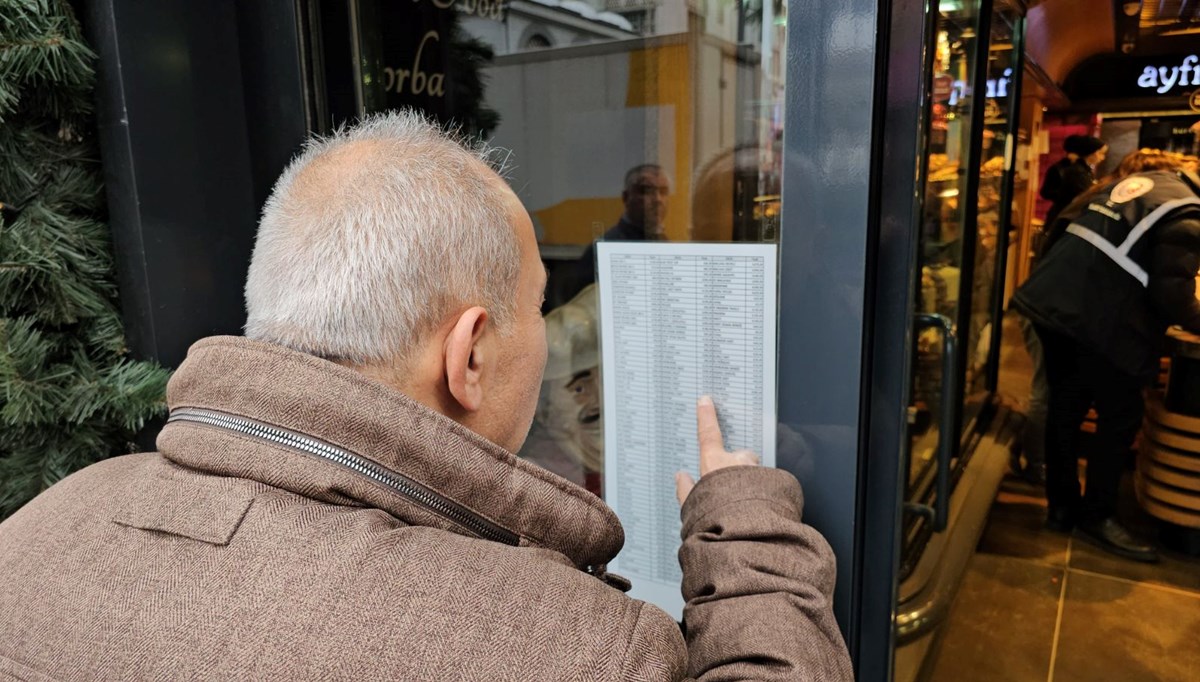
[444,306,489,412]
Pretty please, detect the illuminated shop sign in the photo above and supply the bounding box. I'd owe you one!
[1137,55,1200,95]
[1065,52,1200,103]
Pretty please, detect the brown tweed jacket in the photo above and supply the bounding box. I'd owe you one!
[0,337,852,681]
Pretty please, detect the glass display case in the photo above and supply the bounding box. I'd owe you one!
[903,0,985,576]
[900,1,1024,578]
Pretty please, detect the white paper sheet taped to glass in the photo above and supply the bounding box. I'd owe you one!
[596,241,778,621]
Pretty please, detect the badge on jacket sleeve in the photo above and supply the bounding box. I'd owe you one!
[1111,176,1155,204]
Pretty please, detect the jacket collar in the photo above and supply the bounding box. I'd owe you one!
[158,336,624,569]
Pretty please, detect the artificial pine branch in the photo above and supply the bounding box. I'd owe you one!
[0,0,170,519]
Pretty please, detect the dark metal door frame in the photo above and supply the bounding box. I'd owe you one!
[778,0,932,677]
[852,0,935,674]
[859,0,942,676]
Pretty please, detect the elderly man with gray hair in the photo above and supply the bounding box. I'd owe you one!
[0,112,852,681]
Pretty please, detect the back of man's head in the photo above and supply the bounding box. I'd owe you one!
[244,111,520,371]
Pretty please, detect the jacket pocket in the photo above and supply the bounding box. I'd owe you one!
[113,470,257,546]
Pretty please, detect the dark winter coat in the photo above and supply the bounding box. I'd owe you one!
[0,336,852,681]
[1014,170,1200,380]
[557,217,650,306]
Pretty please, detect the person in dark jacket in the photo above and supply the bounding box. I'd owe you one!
[1016,150,1198,488]
[553,164,670,306]
[1013,167,1200,562]
[1040,134,1107,233]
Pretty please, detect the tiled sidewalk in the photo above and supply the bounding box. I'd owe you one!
[926,476,1200,682]
[925,314,1200,682]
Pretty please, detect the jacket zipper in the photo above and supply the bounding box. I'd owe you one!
[168,407,520,547]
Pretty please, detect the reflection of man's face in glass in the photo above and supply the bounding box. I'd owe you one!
[563,369,601,436]
[538,367,602,473]
[623,169,670,237]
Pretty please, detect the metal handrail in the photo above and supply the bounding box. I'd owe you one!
[906,313,959,531]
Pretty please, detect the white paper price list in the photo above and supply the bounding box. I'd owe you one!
[598,242,777,620]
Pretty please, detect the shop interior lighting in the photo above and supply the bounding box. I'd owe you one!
[938,188,960,198]
[1123,1,1142,17]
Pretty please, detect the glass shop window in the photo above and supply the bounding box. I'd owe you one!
[312,0,789,494]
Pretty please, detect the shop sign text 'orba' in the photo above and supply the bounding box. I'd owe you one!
[382,0,505,98]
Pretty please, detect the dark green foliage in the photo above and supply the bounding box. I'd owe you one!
[447,21,500,139]
[0,0,170,518]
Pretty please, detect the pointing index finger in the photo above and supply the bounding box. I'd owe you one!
[696,395,725,457]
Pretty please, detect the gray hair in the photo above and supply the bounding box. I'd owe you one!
[244,110,521,367]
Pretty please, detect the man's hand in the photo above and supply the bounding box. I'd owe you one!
[675,395,761,505]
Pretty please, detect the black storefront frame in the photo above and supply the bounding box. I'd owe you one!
[85,0,311,371]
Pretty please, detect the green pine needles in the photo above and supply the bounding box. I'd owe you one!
[0,0,169,518]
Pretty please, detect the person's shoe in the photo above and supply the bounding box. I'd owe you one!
[1045,506,1075,533]
[1075,517,1160,563]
